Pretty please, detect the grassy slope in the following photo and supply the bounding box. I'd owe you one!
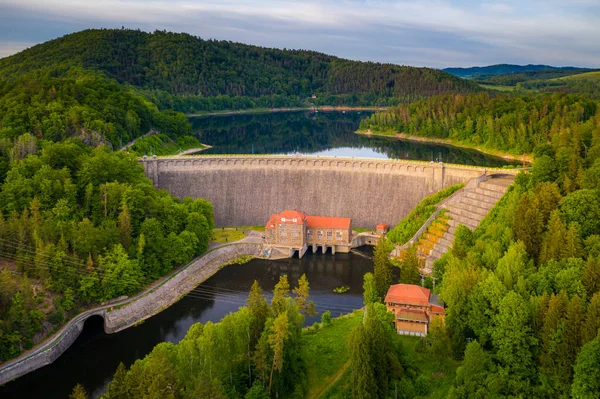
[302,312,362,398]
[300,311,459,399]
[211,229,247,243]
[554,71,600,81]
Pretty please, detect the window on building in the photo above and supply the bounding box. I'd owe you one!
[317,231,323,239]
[278,224,283,229]
[307,230,313,238]
[326,231,332,240]
[281,218,286,222]
[280,231,287,237]
[336,231,342,240]
[291,231,299,238]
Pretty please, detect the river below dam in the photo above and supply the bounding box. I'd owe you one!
[190,111,515,167]
[0,248,377,399]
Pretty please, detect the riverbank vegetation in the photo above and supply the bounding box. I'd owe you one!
[0,140,214,361]
[360,92,597,155]
[387,184,464,245]
[129,133,204,156]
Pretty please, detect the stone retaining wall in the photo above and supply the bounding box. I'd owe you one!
[105,243,263,332]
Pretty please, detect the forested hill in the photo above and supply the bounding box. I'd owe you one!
[443,64,590,78]
[0,29,478,106]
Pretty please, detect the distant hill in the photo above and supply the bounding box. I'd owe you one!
[443,64,591,78]
[0,29,478,108]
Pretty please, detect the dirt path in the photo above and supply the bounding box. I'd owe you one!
[307,360,351,399]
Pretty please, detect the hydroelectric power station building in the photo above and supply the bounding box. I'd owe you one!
[265,210,352,258]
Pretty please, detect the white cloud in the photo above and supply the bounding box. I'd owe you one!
[0,0,599,67]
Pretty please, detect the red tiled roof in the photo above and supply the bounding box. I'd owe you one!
[265,210,351,230]
[306,215,351,229]
[396,308,428,323]
[280,210,307,221]
[376,223,389,229]
[431,305,445,315]
[265,210,307,229]
[385,284,431,306]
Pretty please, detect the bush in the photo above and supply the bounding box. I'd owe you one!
[387,184,464,244]
[321,310,332,326]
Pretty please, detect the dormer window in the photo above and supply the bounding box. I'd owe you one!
[281,218,286,222]
[292,218,297,222]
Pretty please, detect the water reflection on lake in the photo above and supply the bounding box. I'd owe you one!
[190,111,515,167]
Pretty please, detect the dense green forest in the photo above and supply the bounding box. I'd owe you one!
[443,64,589,78]
[360,92,598,155]
[0,29,479,114]
[0,140,213,361]
[358,90,600,397]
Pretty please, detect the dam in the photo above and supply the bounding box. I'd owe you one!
[141,155,510,227]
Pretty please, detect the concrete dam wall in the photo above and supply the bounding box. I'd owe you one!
[141,155,501,227]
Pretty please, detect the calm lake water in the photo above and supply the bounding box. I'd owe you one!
[190,111,514,167]
[0,249,376,399]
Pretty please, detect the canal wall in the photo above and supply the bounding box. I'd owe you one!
[0,243,263,386]
[104,243,263,333]
[142,155,516,228]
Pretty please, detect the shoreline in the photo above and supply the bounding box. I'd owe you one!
[356,129,533,164]
[187,105,388,117]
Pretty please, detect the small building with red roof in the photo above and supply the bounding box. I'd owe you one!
[376,223,389,234]
[384,283,445,336]
[265,210,352,257]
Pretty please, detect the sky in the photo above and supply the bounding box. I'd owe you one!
[0,0,599,69]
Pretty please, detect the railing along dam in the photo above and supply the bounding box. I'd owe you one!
[141,155,518,227]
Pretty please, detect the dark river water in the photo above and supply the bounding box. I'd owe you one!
[0,249,376,399]
[190,111,515,167]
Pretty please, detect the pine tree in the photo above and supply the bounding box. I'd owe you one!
[582,256,600,298]
[373,236,393,300]
[513,193,544,258]
[348,317,376,398]
[271,275,290,316]
[268,312,289,395]
[70,384,88,399]
[558,295,585,387]
[539,210,568,264]
[540,291,568,379]
[118,205,132,250]
[362,272,379,305]
[398,245,421,285]
[292,274,316,316]
[583,292,600,343]
[106,362,128,399]
[563,223,583,259]
[247,280,269,349]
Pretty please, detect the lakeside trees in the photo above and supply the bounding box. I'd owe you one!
[360,92,598,155]
[99,277,310,399]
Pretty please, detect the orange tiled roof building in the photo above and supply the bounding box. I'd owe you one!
[384,283,445,336]
[265,210,352,257]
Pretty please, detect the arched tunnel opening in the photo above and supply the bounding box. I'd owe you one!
[79,314,106,341]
